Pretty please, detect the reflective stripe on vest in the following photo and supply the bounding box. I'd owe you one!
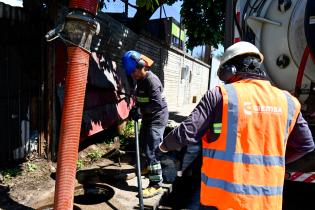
[213,123,222,134]
[200,80,300,209]
[137,96,150,103]
[201,173,283,196]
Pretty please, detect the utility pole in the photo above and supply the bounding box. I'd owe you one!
[125,0,128,17]
[160,4,162,18]
[224,0,234,49]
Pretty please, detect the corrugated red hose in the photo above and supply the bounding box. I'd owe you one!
[69,0,98,14]
[53,1,98,209]
[54,47,89,210]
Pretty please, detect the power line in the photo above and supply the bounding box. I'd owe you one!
[163,5,167,18]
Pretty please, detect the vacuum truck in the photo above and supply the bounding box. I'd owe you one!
[233,0,315,114]
[230,0,315,153]
[224,1,315,205]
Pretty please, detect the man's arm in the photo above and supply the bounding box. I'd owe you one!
[285,113,315,164]
[160,88,222,152]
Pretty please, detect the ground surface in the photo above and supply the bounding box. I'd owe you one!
[0,104,195,210]
[2,102,315,210]
[0,141,122,210]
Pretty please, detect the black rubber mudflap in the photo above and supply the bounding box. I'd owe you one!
[305,0,315,57]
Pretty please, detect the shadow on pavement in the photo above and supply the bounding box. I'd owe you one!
[0,185,33,210]
[76,168,139,193]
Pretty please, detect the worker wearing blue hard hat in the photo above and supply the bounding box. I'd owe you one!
[122,50,169,198]
[122,50,154,78]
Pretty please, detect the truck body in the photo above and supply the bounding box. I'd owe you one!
[224,0,315,175]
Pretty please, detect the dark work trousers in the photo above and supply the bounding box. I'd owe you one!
[140,123,166,187]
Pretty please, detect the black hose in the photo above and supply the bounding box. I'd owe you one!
[242,0,266,41]
[242,0,251,40]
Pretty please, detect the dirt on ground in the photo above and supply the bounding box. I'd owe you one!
[0,112,187,210]
[0,138,122,210]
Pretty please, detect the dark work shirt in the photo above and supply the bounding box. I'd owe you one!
[162,86,314,162]
[136,71,168,125]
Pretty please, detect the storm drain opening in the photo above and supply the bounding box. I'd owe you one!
[73,184,115,205]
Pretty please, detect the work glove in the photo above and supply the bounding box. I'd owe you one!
[158,142,168,153]
[154,142,168,160]
[129,107,141,121]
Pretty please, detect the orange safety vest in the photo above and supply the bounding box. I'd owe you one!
[201,79,300,210]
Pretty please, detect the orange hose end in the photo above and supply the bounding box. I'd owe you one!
[69,0,98,15]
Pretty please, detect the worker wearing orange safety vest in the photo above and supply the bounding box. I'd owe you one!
[158,42,315,210]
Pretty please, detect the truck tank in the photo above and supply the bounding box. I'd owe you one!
[233,1,315,208]
[236,0,315,122]
[235,0,315,170]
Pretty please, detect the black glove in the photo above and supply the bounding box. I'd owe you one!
[155,142,168,159]
[129,107,141,121]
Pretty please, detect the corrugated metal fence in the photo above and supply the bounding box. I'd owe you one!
[93,12,210,107]
[0,3,43,166]
[0,7,210,165]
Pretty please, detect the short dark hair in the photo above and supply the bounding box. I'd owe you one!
[226,54,263,74]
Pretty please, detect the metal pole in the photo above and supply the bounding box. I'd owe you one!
[134,120,144,210]
[125,0,128,17]
[160,4,162,18]
[224,0,234,49]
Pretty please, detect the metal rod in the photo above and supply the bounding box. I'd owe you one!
[224,0,234,49]
[134,120,144,210]
[125,0,128,17]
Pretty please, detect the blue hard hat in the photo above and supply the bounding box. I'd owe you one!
[122,50,141,76]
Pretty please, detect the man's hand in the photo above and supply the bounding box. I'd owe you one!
[129,107,141,121]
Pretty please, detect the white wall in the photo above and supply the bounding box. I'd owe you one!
[209,56,223,90]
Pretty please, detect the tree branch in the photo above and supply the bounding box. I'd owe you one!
[129,0,167,33]
[120,0,138,9]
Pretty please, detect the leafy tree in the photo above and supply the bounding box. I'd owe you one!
[131,0,225,49]
[49,0,225,49]
[180,0,224,49]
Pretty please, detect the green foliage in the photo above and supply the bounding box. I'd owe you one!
[87,149,103,161]
[132,0,224,48]
[118,120,134,147]
[165,0,178,6]
[103,137,115,145]
[180,0,224,49]
[26,163,37,172]
[122,120,135,138]
[56,0,224,49]
[118,120,143,147]
[1,167,21,183]
[76,160,84,170]
[136,0,159,11]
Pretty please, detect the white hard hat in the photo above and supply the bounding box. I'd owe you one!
[219,41,264,68]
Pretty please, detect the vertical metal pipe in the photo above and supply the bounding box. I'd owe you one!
[125,0,128,17]
[224,0,234,49]
[134,120,144,210]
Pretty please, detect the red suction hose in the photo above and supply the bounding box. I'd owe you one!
[295,47,310,97]
[54,0,98,209]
